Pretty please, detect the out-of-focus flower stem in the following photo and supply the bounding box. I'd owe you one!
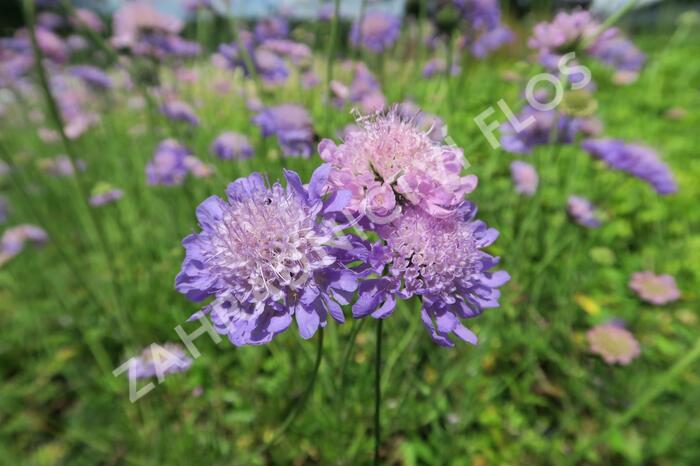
[373,319,384,466]
[324,0,341,133]
[582,0,640,48]
[22,0,131,339]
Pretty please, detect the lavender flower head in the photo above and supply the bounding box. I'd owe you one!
[567,195,601,228]
[128,343,192,380]
[146,139,199,186]
[72,8,104,33]
[175,166,362,345]
[160,100,199,126]
[587,324,640,365]
[319,109,477,219]
[350,12,401,53]
[629,271,681,305]
[1,224,48,266]
[71,65,113,91]
[500,105,602,154]
[252,104,315,158]
[210,132,253,160]
[582,139,677,195]
[112,1,183,49]
[89,183,124,207]
[510,160,538,196]
[254,17,289,43]
[353,203,509,347]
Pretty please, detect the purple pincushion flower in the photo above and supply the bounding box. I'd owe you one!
[252,104,315,158]
[1,224,48,266]
[629,271,681,305]
[567,195,601,228]
[128,343,192,380]
[500,105,601,154]
[319,109,477,219]
[72,8,104,32]
[471,25,513,58]
[175,165,362,345]
[71,65,113,91]
[352,203,509,347]
[350,12,401,53]
[146,139,196,186]
[587,324,640,365]
[422,58,460,78]
[254,17,289,43]
[510,160,538,195]
[210,132,253,160]
[160,100,199,126]
[582,139,677,195]
[89,183,124,206]
[454,0,501,31]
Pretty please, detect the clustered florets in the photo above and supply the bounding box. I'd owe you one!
[177,109,509,347]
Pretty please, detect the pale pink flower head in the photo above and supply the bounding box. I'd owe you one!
[510,160,538,196]
[629,271,681,305]
[319,109,477,220]
[112,1,183,48]
[587,324,640,365]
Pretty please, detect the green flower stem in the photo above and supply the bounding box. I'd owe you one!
[22,0,130,339]
[373,319,384,466]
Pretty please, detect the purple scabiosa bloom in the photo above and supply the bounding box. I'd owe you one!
[183,0,212,12]
[254,17,289,43]
[66,35,88,52]
[346,63,386,112]
[350,11,401,53]
[71,65,113,91]
[38,11,64,31]
[217,41,289,85]
[510,160,538,196]
[261,39,312,66]
[210,132,253,160]
[160,100,199,127]
[302,70,320,88]
[89,183,124,207]
[582,139,677,195]
[422,58,460,78]
[567,195,601,228]
[0,224,48,266]
[72,8,104,33]
[128,343,192,380]
[353,203,509,347]
[320,109,476,219]
[471,25,513,58]
[175,166,362,345]
[454,0,501,31]
[252,104,315,158]
[184,156,215,179]
[146,139,193,186]
[112,1,183,50]
[34,27,69,63]
[40,155,86,177]
[629,271,681,305]
[587,324,640,365]
[500,105,601,154]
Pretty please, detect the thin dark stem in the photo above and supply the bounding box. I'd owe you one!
[238,329,324,464]
[373,319,383,466]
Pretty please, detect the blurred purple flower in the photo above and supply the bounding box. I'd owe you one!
[128,343,192,380]
[72,8,104,32]
[254,17,289,43]
[582,139,677,195]
[471,25,513,58]
[146,139,194,186]
[350,11,401,53]
[587,324,640,365]
[567,195,601,228]
[160,100,199,126]
[89,183,124,207]
[510,160,538,196]
[40,155,86,177]
[210,132,253,160]
[38,11,64,31]
[302,70,320,88]
[71,65,113,91]
[0,224,48,266]
[422,58,460,78]
[252,104,315,158]
[629,271,681,305]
